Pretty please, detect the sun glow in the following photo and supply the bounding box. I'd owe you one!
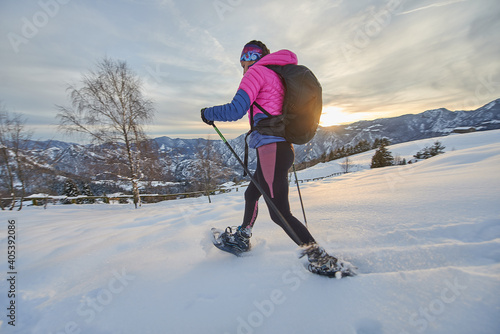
[320,106,360,127]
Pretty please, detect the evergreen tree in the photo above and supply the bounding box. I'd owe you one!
[429,141,446,156]
[354,139,371,154]
[62,179,81,204]
[63,179,80,197]
[328,150,335,161]
[373,137,391,149]
[81,183,95,204]
[414,141,446,160]
[371,145,394,168]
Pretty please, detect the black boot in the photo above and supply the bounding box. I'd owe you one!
[300,243,355,278]
[219,226,251,253]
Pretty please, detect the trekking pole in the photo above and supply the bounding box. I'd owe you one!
[212,123,301,244]
[292,164,308,228]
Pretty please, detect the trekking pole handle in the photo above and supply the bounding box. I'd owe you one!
[212,123,227,143]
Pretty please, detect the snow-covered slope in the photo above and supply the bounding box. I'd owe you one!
[1,130,499,333]
[297,129,500,180]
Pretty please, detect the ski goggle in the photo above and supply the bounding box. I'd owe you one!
[240,45,263,62]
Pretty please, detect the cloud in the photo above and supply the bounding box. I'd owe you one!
[398,0,468,16]
[314,0,500,116]
[0,0,499,141]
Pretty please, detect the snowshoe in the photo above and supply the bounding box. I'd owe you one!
[211,226,251,256]
[300,244,356,279]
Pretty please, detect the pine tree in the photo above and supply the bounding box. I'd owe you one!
[373,138,391,149]
[62,179,81,204]
[371,145,394,168]
[63,179,80,197]
[81,183,95,204]
[414,141,446,160]
[354,139,371,154]
[429,141,446,156]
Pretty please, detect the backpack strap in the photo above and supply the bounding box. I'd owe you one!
[252,101,273,118]
[243,103,256,177]
[243,101,280,176]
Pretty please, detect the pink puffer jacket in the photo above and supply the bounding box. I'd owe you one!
[238,50,298,120]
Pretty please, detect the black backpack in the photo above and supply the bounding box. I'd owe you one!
[251,64,323,145]
[243,64,322,174]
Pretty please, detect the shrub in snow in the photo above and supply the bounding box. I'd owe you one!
[414,141,446,160]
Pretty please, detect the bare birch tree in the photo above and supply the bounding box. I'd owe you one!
[0,108,33,210]
[193,137,226,203]
[340,156,353,174]
[56,57,155,208]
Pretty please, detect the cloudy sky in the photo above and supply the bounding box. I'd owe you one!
[1,0,499,142]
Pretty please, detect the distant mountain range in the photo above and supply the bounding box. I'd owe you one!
[26,97,500,184]
[298,97,500,163]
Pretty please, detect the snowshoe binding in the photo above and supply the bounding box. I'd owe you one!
[300,244,356,279]
[211,226,251,256]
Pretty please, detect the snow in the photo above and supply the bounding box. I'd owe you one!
[297,129,500,181]
[1,130,500,333]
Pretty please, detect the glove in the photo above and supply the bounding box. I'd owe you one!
[201,108,214,126]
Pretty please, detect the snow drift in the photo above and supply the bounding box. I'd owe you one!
[1,130,499,334]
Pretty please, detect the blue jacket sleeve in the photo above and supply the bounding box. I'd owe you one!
[203,89,251,122]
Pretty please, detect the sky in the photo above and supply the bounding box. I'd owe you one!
[1,0,499,142]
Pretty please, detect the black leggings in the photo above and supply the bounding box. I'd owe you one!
[241,141,315,246]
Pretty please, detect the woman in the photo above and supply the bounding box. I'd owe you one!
[201,41,353,277]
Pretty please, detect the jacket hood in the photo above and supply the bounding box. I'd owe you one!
[255,49,298,67]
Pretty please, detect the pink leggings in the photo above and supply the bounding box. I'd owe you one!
[242,141,315,246]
